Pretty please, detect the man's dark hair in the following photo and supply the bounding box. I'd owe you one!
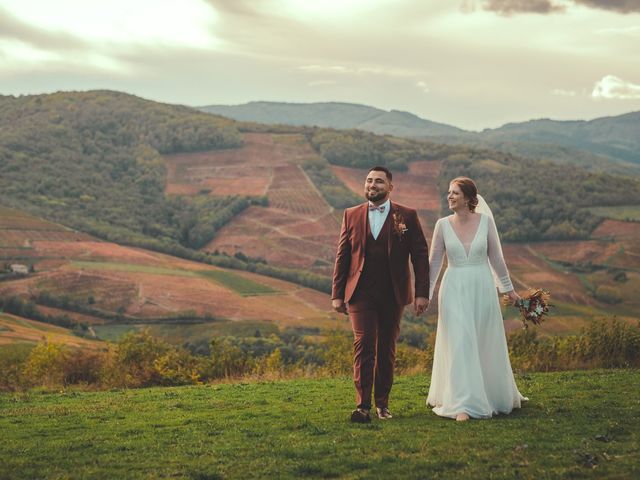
[368,166,392,181]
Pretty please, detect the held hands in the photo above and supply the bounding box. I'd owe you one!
[332,299,348,315]
[414,296,429,316]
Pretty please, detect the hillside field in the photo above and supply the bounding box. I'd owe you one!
[165,131,640,332]
[0,207,343,347]
[1,369,638,479]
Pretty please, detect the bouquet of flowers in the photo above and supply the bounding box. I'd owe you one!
[503,288,551,328]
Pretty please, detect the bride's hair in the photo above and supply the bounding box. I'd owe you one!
[450,177,478,212]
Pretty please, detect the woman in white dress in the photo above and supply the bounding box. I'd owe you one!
[427,177,527,421]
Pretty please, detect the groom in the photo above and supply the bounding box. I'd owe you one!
[332,166,429,423]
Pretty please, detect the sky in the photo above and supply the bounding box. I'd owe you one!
[1,0,639,130]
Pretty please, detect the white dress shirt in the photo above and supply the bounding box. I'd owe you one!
[368,199,390,240]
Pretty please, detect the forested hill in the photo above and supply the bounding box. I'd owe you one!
[305,128,640,241]
[201,101,640,171]
[473,111,640,166]
[1,89,639,256]
[0,90,249,250]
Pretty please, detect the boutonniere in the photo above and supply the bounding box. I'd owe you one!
[392,212,408,238]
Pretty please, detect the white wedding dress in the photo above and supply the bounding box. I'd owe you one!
[426,213,527,418]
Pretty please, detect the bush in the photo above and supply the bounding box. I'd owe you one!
[22,340,68,388]
[508,317,640,371]
[595,285,623,304]
[576,317,640,368]
[0,344,34,391]
[321,330,352,376]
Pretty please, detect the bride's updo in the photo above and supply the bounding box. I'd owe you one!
[451,177,478,212]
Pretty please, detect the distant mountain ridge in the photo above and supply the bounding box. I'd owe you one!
[200,101,640,171]
[200,101,465,136]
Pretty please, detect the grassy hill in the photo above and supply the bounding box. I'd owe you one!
[0,370,638,479]
[0,313,104,349]
[2,90,640,341]
[0,206,342,347]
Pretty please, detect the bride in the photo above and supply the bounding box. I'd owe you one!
[426,176,527,421]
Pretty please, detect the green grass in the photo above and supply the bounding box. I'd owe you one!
[0,314,51,332]
[1,370,638,479]
[196,270,279,296]
[92,320,281,343]
[588,205,640,222]
[71,261,279,296]
[71,261,200,277]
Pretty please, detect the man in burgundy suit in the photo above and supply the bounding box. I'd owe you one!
[332,166,430,423]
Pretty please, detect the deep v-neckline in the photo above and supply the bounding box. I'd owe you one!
[447,214,483,259]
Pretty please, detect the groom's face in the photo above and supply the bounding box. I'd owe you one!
[364,171,393,204]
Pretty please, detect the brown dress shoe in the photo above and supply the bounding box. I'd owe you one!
[376,407,393,419]
[350,408,371,423]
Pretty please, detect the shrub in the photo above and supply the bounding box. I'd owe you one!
[321,330,352,376]
[576,317,640,368]
[595,285,623,304]
[22,340,68,388]
[207,337,254,378]
[0,344,34,391]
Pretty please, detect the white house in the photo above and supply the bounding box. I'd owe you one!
[9,264,29,274]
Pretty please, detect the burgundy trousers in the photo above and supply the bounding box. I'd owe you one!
[348,290,403,410]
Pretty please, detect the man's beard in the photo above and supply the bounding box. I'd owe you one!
[366,190,386,202]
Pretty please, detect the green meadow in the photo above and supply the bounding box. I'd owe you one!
[1,370,638,479]
[71,261,279,296]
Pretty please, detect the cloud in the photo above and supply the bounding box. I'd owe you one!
[465,0,566,15]
[297,64,412,77]
[308,80,337,87]
[416,81,430,93]
[0,5,88,51]
[298,65,350,74]
[592,75,640,100]
[465,0,640,15]
[596,26,640,35]
[551,88,577,96]
[574,0,640,14]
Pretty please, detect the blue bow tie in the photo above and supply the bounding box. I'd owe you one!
[369,204,386,213]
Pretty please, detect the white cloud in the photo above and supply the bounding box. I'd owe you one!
[416,81,430,93]
[308,80,337,87]
[551,88,577,96]
[298,65,349,74]
[595,26,640,36]
[592,75,640,100]
[297,64,413,77]
[1,0,218,49]
[0,38,126,72]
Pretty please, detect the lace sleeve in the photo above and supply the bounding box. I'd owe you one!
[428,219,445,300]
[487,215,514,293]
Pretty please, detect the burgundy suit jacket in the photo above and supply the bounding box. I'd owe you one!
[331,202,429,306]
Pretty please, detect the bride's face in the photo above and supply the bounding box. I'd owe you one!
[447,183,467,212]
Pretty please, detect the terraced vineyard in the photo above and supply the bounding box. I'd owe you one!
[0,208,341,348]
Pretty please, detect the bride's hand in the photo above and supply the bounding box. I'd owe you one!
[506,290,521,305]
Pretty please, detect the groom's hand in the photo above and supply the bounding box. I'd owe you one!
[332,299,348,315]
[414,297,429,316]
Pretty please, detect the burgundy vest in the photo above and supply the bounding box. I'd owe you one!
[355,214,394,300]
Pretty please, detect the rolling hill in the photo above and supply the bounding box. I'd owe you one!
[200,101,640,172]
[1,89,639,350]
[0,206,343,347]
[200,101,464,136]
[164,133,640,334]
